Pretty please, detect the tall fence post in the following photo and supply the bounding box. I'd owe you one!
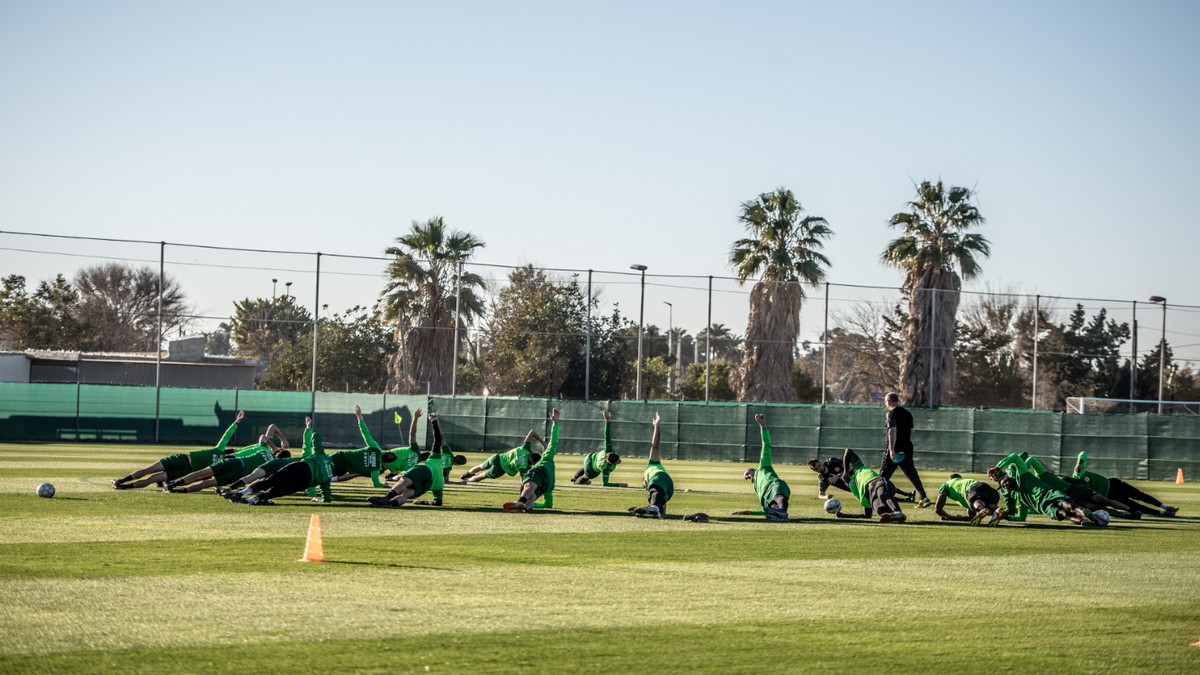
[310,252,321,417]
[1130,300,1138,412]
[705,275,712,403]
[1032,294,1040,409]
[928,288,937,408]
[821,281,829,405]
[451,260,463,396]
[75,360,82,442]
[585,269,593,401]
[154,240,165,442]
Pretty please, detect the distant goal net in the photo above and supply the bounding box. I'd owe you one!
[1066,397,1200,415]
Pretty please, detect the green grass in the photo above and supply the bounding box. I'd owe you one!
[2,442,1200,674]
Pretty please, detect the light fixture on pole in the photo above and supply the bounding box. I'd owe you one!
[630,264,648,399]
[285,281,293,299]
[663,301,673,395]
[1148,295,1167,414]
[272,278,278,299]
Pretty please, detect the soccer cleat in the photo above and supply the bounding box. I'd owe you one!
[459,472,473,482]
[683,513,709,523]
[765,507,789,522]
[632,505,662,519]
[916,497,933,508]
[502,501,528,513]
[111,479,128,490]
[367,496,399,508]
[249,499,275,506]
[970,508,992,526]
[1081,508,1098,525]
[1162,505,1178,517]
[880,511,907,523]
[575,477,591,485]
[987,509,1004,526]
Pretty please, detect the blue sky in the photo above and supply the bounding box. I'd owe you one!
[1,1,1198,366]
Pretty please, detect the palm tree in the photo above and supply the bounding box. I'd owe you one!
[729,187,832,402]
[882,180,989,407]
[379,217,486,394]
[696,323,743,363]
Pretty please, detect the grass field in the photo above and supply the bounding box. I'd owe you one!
[2,442,1199,674]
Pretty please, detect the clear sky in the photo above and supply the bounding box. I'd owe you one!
[1,1,1198,367]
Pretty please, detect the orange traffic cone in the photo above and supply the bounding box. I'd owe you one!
[1177,468,1185,485]
[299,513,325,562]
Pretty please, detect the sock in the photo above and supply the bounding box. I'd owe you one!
[117,474,133,483]
[237,487,252,497]
[245,495,258,504]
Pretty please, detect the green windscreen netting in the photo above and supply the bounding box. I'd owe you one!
[1,383,1194,480]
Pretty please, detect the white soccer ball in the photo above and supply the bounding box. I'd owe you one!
[36,482,55,498]
[824,498,842,515]
[1092,509,1111,526]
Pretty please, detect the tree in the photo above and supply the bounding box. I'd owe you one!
[73,263,190,352]
[258,306,396,392]
[680,360,737,401]
[0,274,83,350]
[379,217,486,395]
[696,323,743,363]
[228,296,312,360]
[1040,304,1130,403]
[729,187,832,402]
[205,322,233,356]
[581,306,638,400]
[949,294,1032,408]
[484,265,586,397]
[882,180,989,407]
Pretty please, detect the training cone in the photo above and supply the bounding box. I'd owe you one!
[299,513,325,563]
[1177,468,1186,485]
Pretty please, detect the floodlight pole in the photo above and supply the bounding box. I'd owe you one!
[631,264,648,399]
[1149,295,1167,413]
[663,301,673,395]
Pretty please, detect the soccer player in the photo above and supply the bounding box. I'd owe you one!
[228,416,334,505]
[112,410,250,489]
[934,473,1003,525]
[881,392,931,507]
[368,413,450,508]
[731,413,790,521]
[630,412,673,518]
[986,457,1099,526]
[166,431,291,493]
[1073,451,1178,517]
[328,405,391,488]
[504,408,561,512]
[570,410,627,487]
[459,427,544,484]
[1003,452,1139,519]
[809,454,916,503]
[832,448,907,523]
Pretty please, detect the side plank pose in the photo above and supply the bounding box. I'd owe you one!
[835,448,907,523]
[327,405,391,488]
[630,412,673,519]
[228,417,334,505]
[460,428,544,484]
[113,410,251,489]
[504,408,561,513]
[1073,451,1178,517]
[987,454,1101,526]
[167,429,290,493]
[571,410,626,487]
[368,412,449,508]
[731,413,790,521]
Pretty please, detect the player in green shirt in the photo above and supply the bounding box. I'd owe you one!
[459,427,545,484]
[1073,451,1178,517]
[832,448,907,523]
[368,412,450,508]
[630,412,673,518]
[165,428,291,493]
[1011,452,1140,519]
[228,417,335,505]
[570,410,627,487]
[934,473,1003,525]
[731,414,790,521]
[327,405,391,488]
[112,410,248,489]
[504,408,561,512]
[986,455,1100,526]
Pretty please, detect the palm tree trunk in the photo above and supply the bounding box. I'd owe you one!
[901,269,960,406]
[734,281,800,402]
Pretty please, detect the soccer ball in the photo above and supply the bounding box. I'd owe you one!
[36,483,55,498]
[1092,509,1111,526]
[824,498,842,515]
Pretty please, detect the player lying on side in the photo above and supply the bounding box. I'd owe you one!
[1001,452,1139,520]
[504,408,561,512]
[368,413,449,508]
[731,413,790,521]
[112,410,249,490]
[226,417,334,505]
[1073,451,1178,517]
[808,455,915,503]
[326,405,393,488]
[459,427,544,484]
[832,448,907,523]
[934,473,1003,525]
[167,429,291,493]
[570,410,626,487]
[629,412,673,519]
[986,457,1102,526]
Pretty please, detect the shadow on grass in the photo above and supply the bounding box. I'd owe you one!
[320,560,455,571]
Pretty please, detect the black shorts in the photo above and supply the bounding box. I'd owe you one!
[866,477,898,515]
[965,482,1000,509]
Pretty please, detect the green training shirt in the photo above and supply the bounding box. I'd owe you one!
[1072,452,1111,497]
[752,428,789,510]
[937,477,979,511]
[846,459,880,508]
[384,443,420,474]
[499,442,533,476]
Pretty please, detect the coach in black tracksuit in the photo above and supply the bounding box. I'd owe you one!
[880,392,929,506]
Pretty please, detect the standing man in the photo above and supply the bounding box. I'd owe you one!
[882,392,930,507]
[731,413,790,521]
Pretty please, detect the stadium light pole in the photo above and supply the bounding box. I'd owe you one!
[631,264,648,399]
[1149,295,1167,414]
[272,278,278,299]
[663,301,673,395]
[285,281,293,299]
